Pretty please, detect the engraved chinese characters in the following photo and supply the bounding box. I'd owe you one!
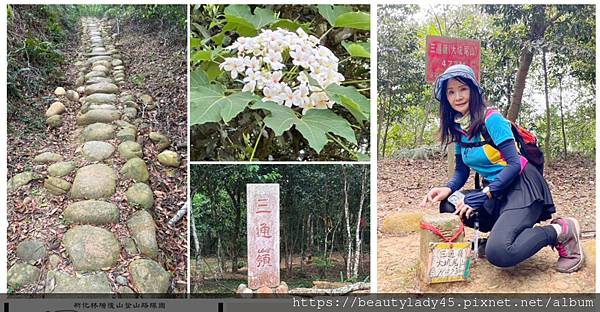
[247,184,280,289]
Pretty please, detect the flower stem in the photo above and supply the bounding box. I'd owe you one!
[319,27,334,41]
[327,133,357,158]
[249,122,267,161]
[341,79,370,85]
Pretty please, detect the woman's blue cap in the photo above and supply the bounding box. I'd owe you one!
[434,64,483,101]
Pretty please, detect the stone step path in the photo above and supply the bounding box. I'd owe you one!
[8,17,179,294]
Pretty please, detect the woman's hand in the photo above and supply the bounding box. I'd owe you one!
[420,187,452,207]
[455,200,474,219]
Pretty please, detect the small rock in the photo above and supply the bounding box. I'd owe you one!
[123,237,138,256]
[241,288,254,295]
[116,275,129,286]
[44,177,72,195]
[63,200,119,225]
[85,70,106,80]
[91,65,109,73]
[123,107,137,120]
[275,281,289,294]
[48,255,61,269]
[119,94,135,103]
[120,158,149,182]
[85,82,119,95]
[157,150,180,167]
[54,87,66,96]
[112,59,123,66]
[47,161,75,177]
[139,94,152,106]
[256,286,272,294]
[127,210,158,259]
[66,90,80,101]
[123,101,139,110]
[76,109,121,126]
[75,76,85,87]
[62,225,120,271]
[45,101,66,117]
[76,86,85,94]
[8,172,40,192]
[82,123,116,141]
[33,152,63,164]
[7,263,41,289]
[117,286,135,294]
[82,141,115,161]
[117,127,137,142]
[45,271,112,293]
[86,77,113,86]
[149,132,171,151]
[118,141,143,160]
[126,183,154,209]
[46,115,62,128]
[16,239,47,263]
[236,284,248,293]
[129,259,171,293]
[70,164,117,199]
[85,93,117,104]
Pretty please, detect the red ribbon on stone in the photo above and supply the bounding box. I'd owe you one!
[419,221,464,243]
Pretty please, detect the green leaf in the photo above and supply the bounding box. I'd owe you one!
[341,41,370,58]
[251,7,277,29]
[223,5,277,36]
[270,19,310,33]
[356,153,370,161]
[191,50,212,63]
[317,5,352,26]
[295,109,357,153]
[190,69,209,89]
[251,101,298,136]
[325,84,370,122]
[190,86,257,125]
[334,12,370,31]
[203,61,223,81]
[190,38,201,49]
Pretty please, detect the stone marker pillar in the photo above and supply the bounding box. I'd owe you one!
[247,184,280,289]
[418,213,465,283]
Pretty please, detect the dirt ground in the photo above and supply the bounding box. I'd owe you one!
[377,157,595,293]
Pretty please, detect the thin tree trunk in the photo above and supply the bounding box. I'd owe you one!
[381,104,393,159]
[416,97,433,146]
[190,205,201,277]
[507,48,534,122]
[342,167,352,279]
[352,166,367,279]
[377,87,387,158]
[217,236,224,274]
[559,76,567,159]
[542,49,551,162]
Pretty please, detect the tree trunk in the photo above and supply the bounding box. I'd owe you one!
[217,236,224,274]
[342,167,352,279]
[381,103,393,159]
[507,48,534,122]
[542,49,551,162]
[416,97,433,146]
[190,204,201,277]
[559,76,567,159]
[377,88,386,158]
[352,166,367,279]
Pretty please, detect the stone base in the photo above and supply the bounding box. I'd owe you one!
[236,282,288,295]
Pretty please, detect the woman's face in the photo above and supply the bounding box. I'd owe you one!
[446,78,470,116]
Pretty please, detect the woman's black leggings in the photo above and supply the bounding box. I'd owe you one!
[441,201,558,268]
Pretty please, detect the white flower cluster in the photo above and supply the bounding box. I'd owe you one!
[220,28,345,113]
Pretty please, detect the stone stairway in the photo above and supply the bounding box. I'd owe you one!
[8,18,177,294]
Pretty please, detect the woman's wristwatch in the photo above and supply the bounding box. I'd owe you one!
[481,186,492,199]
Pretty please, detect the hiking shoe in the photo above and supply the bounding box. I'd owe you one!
[551,217,585,273]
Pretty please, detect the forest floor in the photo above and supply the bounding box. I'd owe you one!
[7,18,187,293]
[377,156,595,293]
[191,252,371,293]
